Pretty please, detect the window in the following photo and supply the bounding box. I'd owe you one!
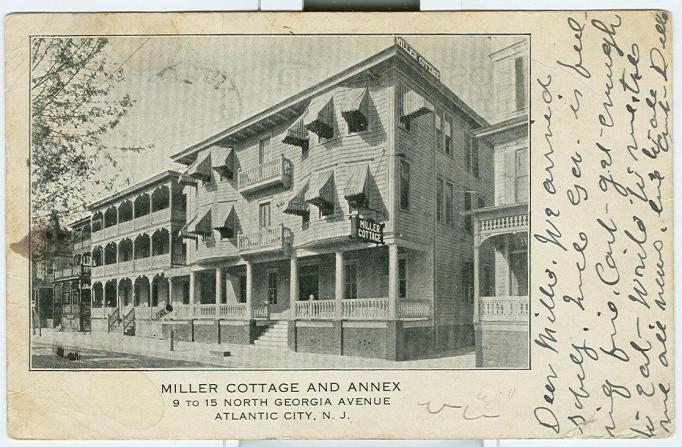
[445,182,454,225]
[464,191,472,233]
[267,271,278,304]
[238,276,247,303]
[319,203,334,218]
[515,56,526,110]
[436,178,443,222]
[344,263,358,299]
[398,258,408,298]
[515,149,529,202]
[258,137,270,165]
[435,113,443,150]
[472,136,480,177]
[259,202,271,228]
[399,159,410,211]
[462,262,474,303]
[398,83,411,131]
[444,117,452,155]
[478,197,485,209]
[464,135,472,172]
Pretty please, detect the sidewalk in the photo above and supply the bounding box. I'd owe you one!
[32,329,475,369]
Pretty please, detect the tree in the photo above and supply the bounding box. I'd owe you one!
[30,37,146,220]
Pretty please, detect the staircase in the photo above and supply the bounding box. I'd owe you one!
[253,321,289,349]
[121,307,135,336]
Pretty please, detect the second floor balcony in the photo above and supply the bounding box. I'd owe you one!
[237,155,292,194]
[237,223,292,255]
[53,264,91,280]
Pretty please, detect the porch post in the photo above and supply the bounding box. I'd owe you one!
[115,279,120,309]
[215,267,222,316]
[168,277,174,305]
[335,251,345,320]
[245,261,253,320]
[504,234,511,295]
[189,271,196,304]
[473,230,481,324]
[388,244,398,320]
[289,251,298,320]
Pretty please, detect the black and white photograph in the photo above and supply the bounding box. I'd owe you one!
[29,34,530,370]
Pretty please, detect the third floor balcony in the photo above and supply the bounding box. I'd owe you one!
[237,155,292,194]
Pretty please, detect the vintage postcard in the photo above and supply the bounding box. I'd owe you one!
[5,10,674,439]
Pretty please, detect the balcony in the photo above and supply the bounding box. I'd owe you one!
[237,155,292,194]
[90,254,171,278]
[73,238,91,250]
[472,202,528,243]
[53,265,91,280]
[479,296,529,322]
[237,224,292,254]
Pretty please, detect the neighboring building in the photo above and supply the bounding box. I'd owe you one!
[51,217,92,331]
[44,37,529,363]
[470,39,529,368]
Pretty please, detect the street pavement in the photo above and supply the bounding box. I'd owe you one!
[31,329,476,369]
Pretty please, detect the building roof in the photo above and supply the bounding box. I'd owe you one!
[88,170,181,210]
[171,41,489,165]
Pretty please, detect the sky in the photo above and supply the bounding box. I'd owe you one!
[87,34,525,197]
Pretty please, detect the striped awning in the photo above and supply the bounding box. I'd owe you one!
[282,117,309,151]
[401,86,434,121]
[284,182,310,217]
[303,94,334,138]
[305,170,335,208]
[191,208,212,235]
[338,88,369,132]
[213,204,236,238]
[211,146,235,178]
[179,215,198,240]
[186,152,212,182]
[344,164,369,204]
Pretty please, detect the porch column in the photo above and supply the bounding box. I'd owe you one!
[115,280,120,309]
[388,244,398,320]
[189,271,196,304]
[504,234,511,295]
[168,277,174,305]
[289,251,298,320]
[215,267,222,316]
[245,261,253,320]
[473,232,481,324]
[335,251,345,320]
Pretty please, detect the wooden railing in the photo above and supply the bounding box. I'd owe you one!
[295,300,336,320]
[218,303,247,320]
[397,299,431,319]
[170,303,249,320]
[252,303,269,319]
[479,214,528,234]
[237,155,291,192]
[237,224,291,253]
[479,296,529,322]
[121,307,135,332]
[107,307,120,333]
[342,298,389,320]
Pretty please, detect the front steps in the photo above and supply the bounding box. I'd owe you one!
[253,321,288,349]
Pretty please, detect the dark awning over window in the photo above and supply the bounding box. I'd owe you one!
[282,117,309,152]
[213,204,237,238]
[186,152,212,182]
[211,146,235,178]
[344,164,370,206]
[305,170,335,209]
[303,94,334,138]
[401,86,434,121]
[338,88,369,132]
[191,208,212,235]
[284,182,310,217]
[179,215,198,240]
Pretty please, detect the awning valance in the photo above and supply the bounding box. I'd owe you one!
[284,182,310,217]
[401,86,434,121]
[211,146,235,179]
[338,88,369,132]
[303,94,334,138]
[344,164,370,209]
[305,170,335,209]
[191,208,212,235]
[213,204,237,238]
[282,117,309,152]
[179,215,198,240]
[186,152,212,182]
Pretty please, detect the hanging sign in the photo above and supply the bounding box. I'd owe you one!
[350,215,385,245]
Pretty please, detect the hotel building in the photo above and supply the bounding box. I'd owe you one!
[47,37,529,363]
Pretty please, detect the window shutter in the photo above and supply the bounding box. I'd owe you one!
[472,136,479,177]
[505,150,516,204]
[515,57,526,110]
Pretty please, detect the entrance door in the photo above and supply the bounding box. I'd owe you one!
[299,264,319,301]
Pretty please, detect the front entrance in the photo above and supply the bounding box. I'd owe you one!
[299,264,319,301]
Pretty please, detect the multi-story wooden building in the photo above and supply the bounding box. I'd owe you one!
[51,37,528,362]
[470,39,529,368]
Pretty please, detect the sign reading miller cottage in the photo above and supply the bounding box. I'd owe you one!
[350,215,385,245]
[395,36,441,80]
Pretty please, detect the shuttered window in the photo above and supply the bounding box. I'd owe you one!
[515,148,529,202]
[464,191,472,233]
[399,159,411,211]
[436,178,443,222]
[515,56,526,110]
[445,182,454,225]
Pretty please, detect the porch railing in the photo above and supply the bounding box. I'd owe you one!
[170,303,250,320]
[397,299,432,319]
[237,224,291,253]
[107,307,120,333]
[479,214,528,234]
[295,300,336,320]
[121,307,135,332]
[237,155,291,191]
[342,298,389,320]
[252,303,269,319]
[479,295,529,322]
